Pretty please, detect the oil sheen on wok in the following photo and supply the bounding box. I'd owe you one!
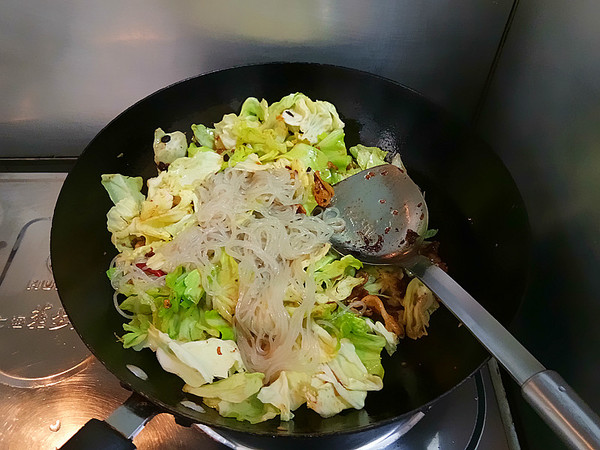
[101,93,442,424]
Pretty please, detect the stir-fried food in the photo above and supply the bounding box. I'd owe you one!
[102,93,443,423]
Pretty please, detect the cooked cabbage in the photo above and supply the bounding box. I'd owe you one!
[102,93,440,424]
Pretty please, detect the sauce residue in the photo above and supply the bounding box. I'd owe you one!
[405,229,419,245]
[357,231,384,252]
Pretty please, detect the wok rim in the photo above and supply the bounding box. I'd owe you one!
[51,61,532,438]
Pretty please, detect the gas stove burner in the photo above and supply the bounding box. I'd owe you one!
[0,217,91,387]
[194,411,426,450]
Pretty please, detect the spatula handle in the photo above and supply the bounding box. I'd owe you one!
[408,256,600,449]
[522,370,600,449]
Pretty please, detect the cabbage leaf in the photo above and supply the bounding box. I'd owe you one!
[153,128,188,165]
[306,340,382,417]
[203,394,279,424]
[402,278,439,339]
[139,326,245,387]
[332,312,387,377]
[101,174,145,236]
[101,174,145,206]
[314,254,363,289]
[191,124,215,149]
[317,129,352,172]
[184,372,264,403]
[349,144,388,170]
[257,371,310,421]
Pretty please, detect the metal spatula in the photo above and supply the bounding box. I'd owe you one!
[330,164,600,450]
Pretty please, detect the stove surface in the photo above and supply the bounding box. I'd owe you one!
[0,173,518,449]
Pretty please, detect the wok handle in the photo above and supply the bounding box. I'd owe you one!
[522,370,600,450]
[61,419,136,450]
[60,392,159,450]
[407,256,600,450]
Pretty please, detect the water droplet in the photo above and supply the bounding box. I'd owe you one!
[180,400,205,413]
[126,364,148,381]
[49,420,61,432]
[559,386,566,392]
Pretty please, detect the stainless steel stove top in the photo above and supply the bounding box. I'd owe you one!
[0,173,519,449]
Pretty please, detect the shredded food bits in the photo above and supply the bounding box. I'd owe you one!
[312,171,335,207]
[361,295,404,336]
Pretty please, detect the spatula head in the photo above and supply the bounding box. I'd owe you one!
[329,164,428,264]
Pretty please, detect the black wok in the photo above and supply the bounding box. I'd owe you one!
[51,63,530,446]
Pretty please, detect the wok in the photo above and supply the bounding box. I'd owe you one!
[51,63,530,447]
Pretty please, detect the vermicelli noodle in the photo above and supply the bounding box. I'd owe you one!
[150,164,339,380]
[102,93,441,423]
